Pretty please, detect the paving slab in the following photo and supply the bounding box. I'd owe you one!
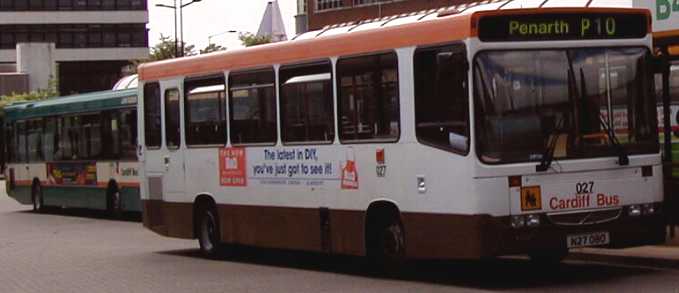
[569,227,679,269]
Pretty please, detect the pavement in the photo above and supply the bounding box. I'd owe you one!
[570,226,679,269]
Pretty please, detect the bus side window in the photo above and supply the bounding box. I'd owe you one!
[228,68,277,145]
[6,122,15,164]
[165,89,181,149]
[120,109,138,160]
[43,117,57,162]
[16,121,27,163]
[143,82,161,148]
[184,75,226,146]
[279,60,334,144]
[337,52,400,142]
[414,44,470,154]
[27,119,44,163]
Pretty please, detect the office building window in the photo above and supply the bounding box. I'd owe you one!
[316,0,343,11]
[0,23,147,49]
[0,0,147,10]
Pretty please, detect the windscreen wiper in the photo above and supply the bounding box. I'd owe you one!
[579,69,629,166]
[536,116,564,172]
[597,113,630,165]
[537,57,578,173]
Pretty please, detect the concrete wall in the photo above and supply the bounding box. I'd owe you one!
[16,43,56,92]
[0,73,29,96]
[0,11,148,25]
[0,64,16,73]
[0,48,149,63]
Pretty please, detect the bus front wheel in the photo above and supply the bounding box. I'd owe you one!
[31,181,44,212]
[197,205,222,259]
[529,249,568,266]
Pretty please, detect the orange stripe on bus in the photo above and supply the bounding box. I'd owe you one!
[139,7,650,82]
[654,29,679,39]
[14,180,32,187]
[139,14,473,81]
[15,181,139,188]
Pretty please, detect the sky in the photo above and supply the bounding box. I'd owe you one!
[148,0,297,52]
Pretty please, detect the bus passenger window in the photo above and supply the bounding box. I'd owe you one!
[337,52,400,142]
[279,60,334,144]
[16,121,27,163]
[165,89,181,149]
[120,109,138,160]
[27,119,44,162]
[228,68,277,145]
[43,117,57,162]
[185,75,226,146]
[414,44,469,153]
[6,123,15,163]
[143,82,161,148]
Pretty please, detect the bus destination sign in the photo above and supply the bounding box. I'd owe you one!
[478,13,648,42]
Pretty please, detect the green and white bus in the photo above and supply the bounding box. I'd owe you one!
[4,88,140,214]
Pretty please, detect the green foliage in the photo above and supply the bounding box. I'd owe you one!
[0,77,59,108]
[149,34,197,61]
[129,34,198,73]
[200,43,227,54]
[238,32,272,47]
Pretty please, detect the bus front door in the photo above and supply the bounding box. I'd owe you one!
[161,86,187,203]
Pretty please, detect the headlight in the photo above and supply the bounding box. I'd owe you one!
[642,203,657,215]
[511,215,525,228]
[526,214,541,227]
[628,205,642,217]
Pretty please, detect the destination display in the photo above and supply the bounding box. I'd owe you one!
[478,13,648,42]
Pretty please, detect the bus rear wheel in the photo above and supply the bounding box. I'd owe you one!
[31,181,44,212]
[106,183,121,218]
[198,205,222,259]
[367,215,406,273]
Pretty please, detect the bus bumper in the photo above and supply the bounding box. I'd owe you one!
[484,214,666,257]
[402,211,665,260]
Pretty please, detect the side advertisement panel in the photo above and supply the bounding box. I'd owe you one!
[47,162,98,186]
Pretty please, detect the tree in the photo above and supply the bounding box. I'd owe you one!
[128,35,198,73]
[238,32,271,47]
[0,77,59,107]
[200,43,227,54]
[149,34,197,61]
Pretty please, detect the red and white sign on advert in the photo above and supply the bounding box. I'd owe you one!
[219,147,247,187]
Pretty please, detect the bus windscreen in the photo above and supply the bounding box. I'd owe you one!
[478,13,648,42]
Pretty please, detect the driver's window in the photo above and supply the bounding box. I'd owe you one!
[414,44,469,154]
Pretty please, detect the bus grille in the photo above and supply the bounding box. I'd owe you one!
[547,208,622,226]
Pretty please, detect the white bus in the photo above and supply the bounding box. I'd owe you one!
[137,3,665,266]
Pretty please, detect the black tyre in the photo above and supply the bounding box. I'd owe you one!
[31,181,44,212]
[198,205,222,259]
[367,215,406,273]
[106,183,121,218]
[529,249,568,266]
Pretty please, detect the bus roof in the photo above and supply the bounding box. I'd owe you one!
[138,1,647,82]
[4,88,137,121]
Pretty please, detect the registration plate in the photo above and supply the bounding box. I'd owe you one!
[566,232,610,248]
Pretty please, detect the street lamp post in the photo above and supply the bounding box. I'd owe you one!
[207,30,238,46]
[155,0,203,57]
[155,0,179,57]
[179,0,202,57]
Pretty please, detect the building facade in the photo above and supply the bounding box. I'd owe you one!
[0,0,149,94]
[296,0,477,33]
